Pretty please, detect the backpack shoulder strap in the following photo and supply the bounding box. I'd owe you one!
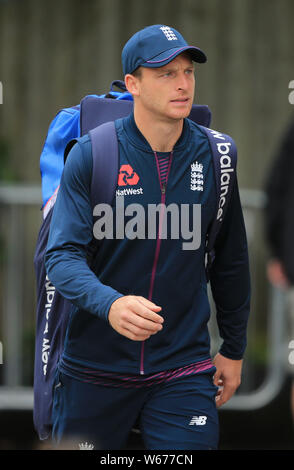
[198,125,238,282]
[63,121,118,208]
[88,121,119,208]
[63,122,118,265]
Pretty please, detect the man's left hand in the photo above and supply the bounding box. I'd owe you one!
[212,353,243,408]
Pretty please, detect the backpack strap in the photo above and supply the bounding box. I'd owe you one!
[87,122,119,263]
[88,121,119,207]
[198,125,238,282]
[63,122,118,264]
[63,121,118,208]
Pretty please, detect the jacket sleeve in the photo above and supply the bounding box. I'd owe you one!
[45,139,123,322]
[209,176,251,360]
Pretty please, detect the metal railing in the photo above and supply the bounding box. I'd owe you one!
[0,184,290,411]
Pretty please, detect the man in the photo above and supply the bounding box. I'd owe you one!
[45,24,251,450]
[264,118,294,422]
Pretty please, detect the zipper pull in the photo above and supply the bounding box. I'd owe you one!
[161,182,166,195]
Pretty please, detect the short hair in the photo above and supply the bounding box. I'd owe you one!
[131,66,142,79]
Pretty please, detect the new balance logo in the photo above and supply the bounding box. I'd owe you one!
[189,416,207,426]
[209,133,235,222]
[160,26,178,41]
[118,164,140,186]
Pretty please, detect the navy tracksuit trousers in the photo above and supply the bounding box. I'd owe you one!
[52,369,219,450]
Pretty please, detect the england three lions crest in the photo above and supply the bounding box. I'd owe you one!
[190,161,204,192]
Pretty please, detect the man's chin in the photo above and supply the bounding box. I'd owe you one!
[167,109,192,121]
[168,102,193,120]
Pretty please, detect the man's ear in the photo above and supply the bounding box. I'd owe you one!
[124,74,140,97]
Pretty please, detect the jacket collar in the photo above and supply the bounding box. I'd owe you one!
[122,111,191,153]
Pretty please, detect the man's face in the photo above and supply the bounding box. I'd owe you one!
[132,53,195,122]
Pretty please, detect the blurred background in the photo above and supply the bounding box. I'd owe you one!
[0,0,294,450]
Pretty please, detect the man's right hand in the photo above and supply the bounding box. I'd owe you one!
[108,296,164,341]
[267,259,289,289]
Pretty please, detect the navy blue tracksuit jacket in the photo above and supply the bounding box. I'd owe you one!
[45,112,250,376]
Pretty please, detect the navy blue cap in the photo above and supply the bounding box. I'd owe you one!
[122,24,207,76]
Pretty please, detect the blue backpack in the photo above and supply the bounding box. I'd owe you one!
[33,80,237,440]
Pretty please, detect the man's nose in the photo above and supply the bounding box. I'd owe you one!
[176,74,189,90]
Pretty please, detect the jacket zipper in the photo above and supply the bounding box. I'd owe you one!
[139,151,173,375]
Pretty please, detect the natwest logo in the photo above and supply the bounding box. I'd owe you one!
[118,164,140,186]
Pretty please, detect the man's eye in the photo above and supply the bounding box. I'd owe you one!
[160,71,174,78]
